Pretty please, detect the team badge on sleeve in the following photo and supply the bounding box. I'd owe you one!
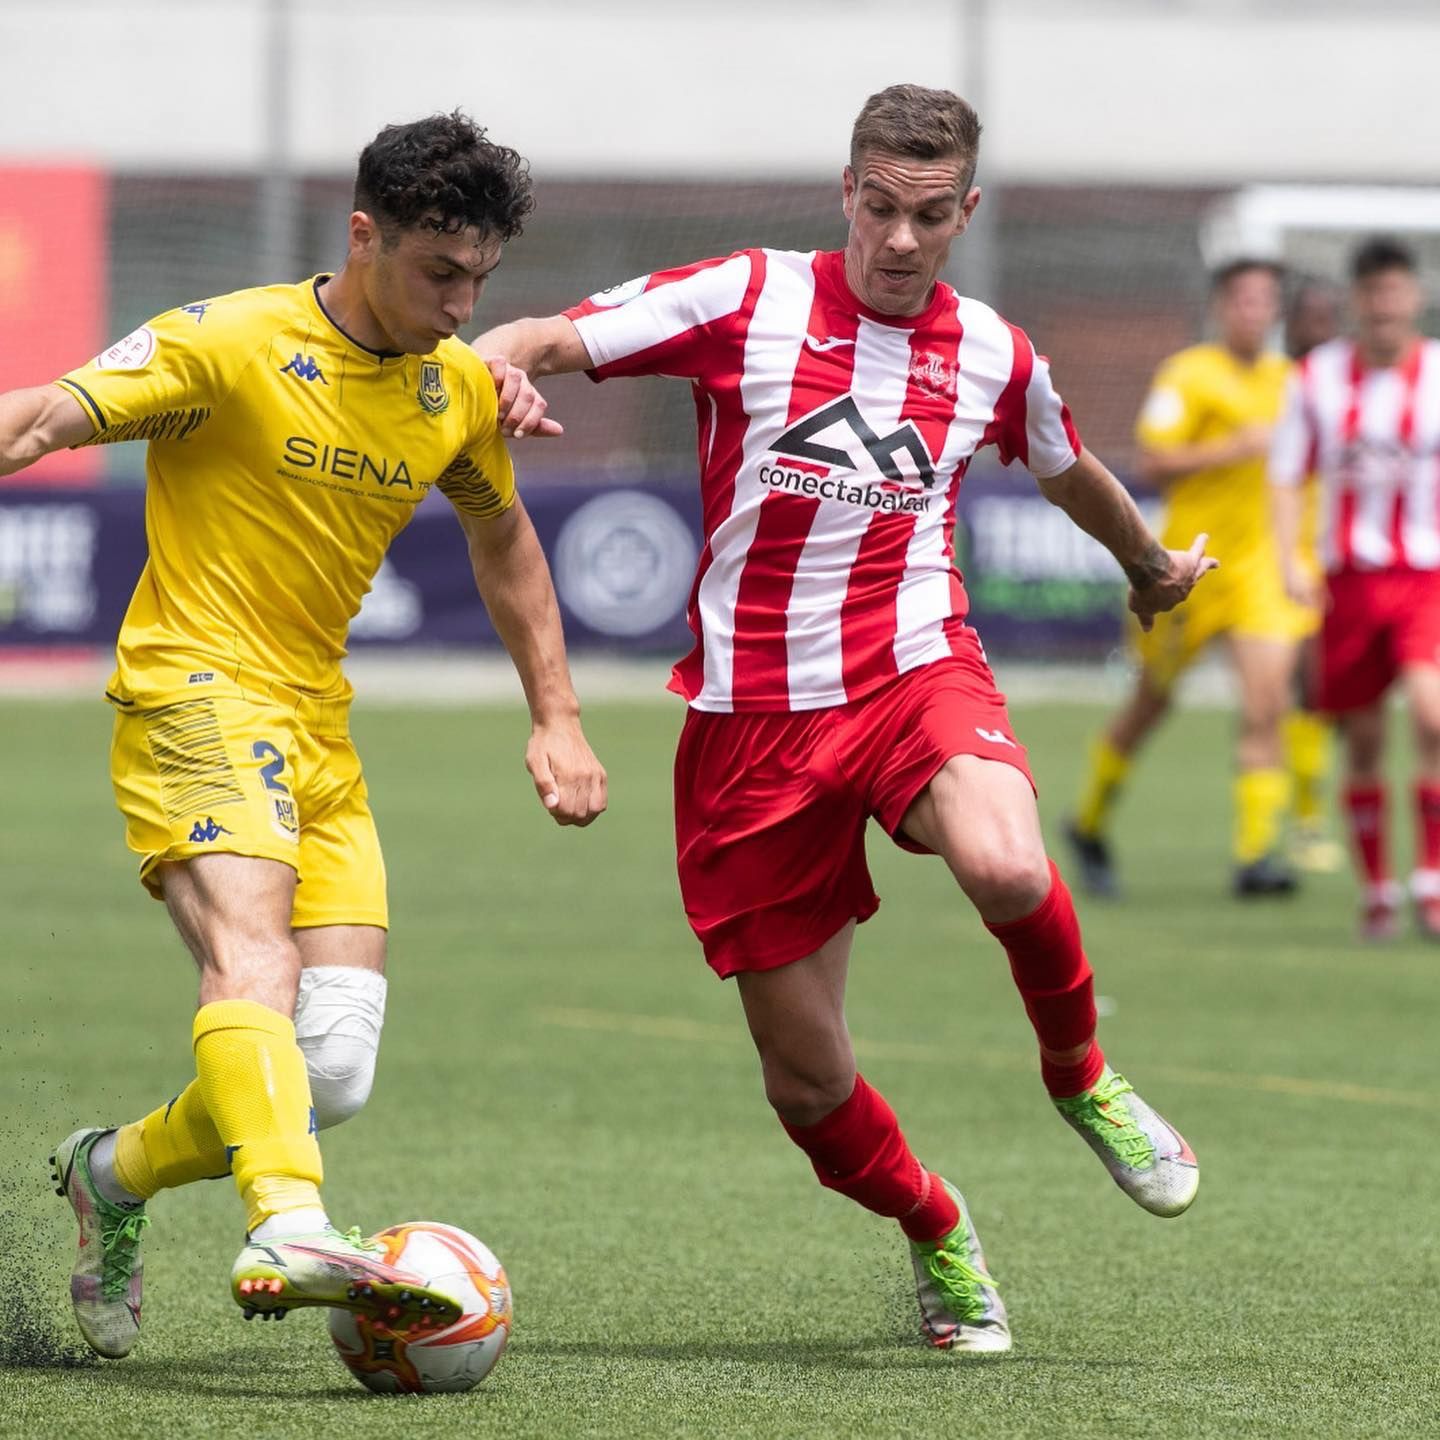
[418,361,449,414]
[96,327,157,371]
[586,274,651,308]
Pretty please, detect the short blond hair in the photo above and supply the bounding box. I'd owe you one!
[850,84,982,184]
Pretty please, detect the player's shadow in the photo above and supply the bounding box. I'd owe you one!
[51,1351,376,1402]
[519,1336,1138,1372]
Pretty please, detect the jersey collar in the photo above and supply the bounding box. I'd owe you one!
[816,249,953,330]
[309,275,406,363]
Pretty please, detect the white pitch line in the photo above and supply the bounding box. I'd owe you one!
[536,1006,1432,1111]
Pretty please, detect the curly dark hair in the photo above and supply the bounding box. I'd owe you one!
[354,111,534,244]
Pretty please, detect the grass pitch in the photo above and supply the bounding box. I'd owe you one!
[2,693,1436,1439]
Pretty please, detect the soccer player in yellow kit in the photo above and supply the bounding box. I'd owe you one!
[0,113,605,1358]
[1067,259,1317,896]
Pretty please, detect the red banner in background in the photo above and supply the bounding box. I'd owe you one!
[0,166,107,485]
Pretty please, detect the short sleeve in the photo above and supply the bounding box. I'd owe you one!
[1135,355,1204,451]
[435,356,516,520]
[986,323,1082,478]
[54,300,250,446]
[562,252,754,382]
[1268,369,1315,489]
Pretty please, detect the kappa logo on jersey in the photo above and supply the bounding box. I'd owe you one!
[280,353,327,384]
[188,816,234,843]
[772,396,937,488]
[417,360,449,414]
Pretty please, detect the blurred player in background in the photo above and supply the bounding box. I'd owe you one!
[1272,237,1440,940]
[479,84,1209,1355]
[1068,260,1316,897]
[0,112,604,1359]
[1281,276,1345,873]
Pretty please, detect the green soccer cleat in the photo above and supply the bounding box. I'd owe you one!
[50,1127,150,1360]
[231,1226,463,1331]
[908,1181,1011,1354]
[1054,1067,1199,1218]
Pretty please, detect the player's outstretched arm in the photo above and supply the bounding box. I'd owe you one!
[1037,446,1219,632]
[457,499,607,827]
[0,386,94,477]
[473,317,590,440]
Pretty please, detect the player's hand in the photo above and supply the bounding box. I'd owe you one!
[1282,557,1321,610]
[1225,422,1273,464]
[485,357,564,439]
[525,719,608,827]
[1127,533,1220,632]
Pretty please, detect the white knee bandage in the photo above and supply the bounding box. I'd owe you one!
[294,966,387,1130]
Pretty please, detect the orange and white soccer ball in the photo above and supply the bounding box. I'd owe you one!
[328,1222,512,1394]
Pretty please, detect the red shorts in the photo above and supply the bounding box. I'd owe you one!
[673,642,1033,979]
[1320,569,1440,712]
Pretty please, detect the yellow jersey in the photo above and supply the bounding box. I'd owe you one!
[56,277,514,706]
[1135,342,1291,581]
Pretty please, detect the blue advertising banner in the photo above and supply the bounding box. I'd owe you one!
[0,469,1145,660]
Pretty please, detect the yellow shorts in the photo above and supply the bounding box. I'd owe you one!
[1133,560,1319,692]
[109,688,387,929]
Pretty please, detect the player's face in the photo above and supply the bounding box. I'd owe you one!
[1286,286,1340,358]
[1215,268,1280,357]
[360,219,502,354]
[842,150,978,316]
[1353,267,1424,357]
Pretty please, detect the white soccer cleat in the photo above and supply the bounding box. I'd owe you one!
[908,1181,1011,1354]
[1053,1067,1199,1218]
[51,1127,149,1359]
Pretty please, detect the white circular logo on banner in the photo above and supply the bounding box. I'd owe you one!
[554,491,697,638]
[95,326,157,371]
[586,274,651,308]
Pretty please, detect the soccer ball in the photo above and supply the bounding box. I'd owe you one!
[328,1222,512,1394]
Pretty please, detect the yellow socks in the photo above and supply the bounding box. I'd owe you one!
[1234,768,1291,865]
[1285,711,1331,827]
[1074,736,1132,838]
[112,1081,227,1200]
[193,999,324,1233]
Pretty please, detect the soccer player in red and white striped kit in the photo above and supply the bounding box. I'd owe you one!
[479,85,1211,1353]
[1272,237,1440,941]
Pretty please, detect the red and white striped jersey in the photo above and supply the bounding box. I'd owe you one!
[564,248,1081,712]
[1270,335,1440,574]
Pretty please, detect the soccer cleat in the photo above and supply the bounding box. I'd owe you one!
[231,1226,463,1330]
[908,1182,1010,1354]
[1064,819,1118,898]
[1289,822,1346,874]
[1053,1067,1198,1218]
[1410,871,1440,941]
[50,1127,149,1360]
[1233,852,1299,898]
[1360,881,1404,942]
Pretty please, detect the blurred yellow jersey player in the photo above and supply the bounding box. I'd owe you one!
[1067,259,1322,898]
[0,112,606,1361]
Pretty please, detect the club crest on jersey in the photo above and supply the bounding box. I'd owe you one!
[418,360,449,414]
[909,350,957,402]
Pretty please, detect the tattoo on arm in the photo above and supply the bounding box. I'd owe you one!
[1122,541,1170,590]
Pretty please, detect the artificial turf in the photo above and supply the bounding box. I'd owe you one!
[2,695,1435,1438]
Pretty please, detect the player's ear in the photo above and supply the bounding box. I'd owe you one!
[348,210,382,263]
[958,185,981,235]
[841,165,857,222]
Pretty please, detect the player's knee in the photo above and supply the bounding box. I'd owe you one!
[761,1061,854,1128]
[962,848,1052,921]
[293,966,387,1131]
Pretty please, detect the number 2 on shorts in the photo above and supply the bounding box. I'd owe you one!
[251,740,290,794]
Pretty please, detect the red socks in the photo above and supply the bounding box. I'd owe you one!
[1345,783,1389,885]
[1417,784,1440,872]
[780,1076,958,1242]
[985,861,1105,1098]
